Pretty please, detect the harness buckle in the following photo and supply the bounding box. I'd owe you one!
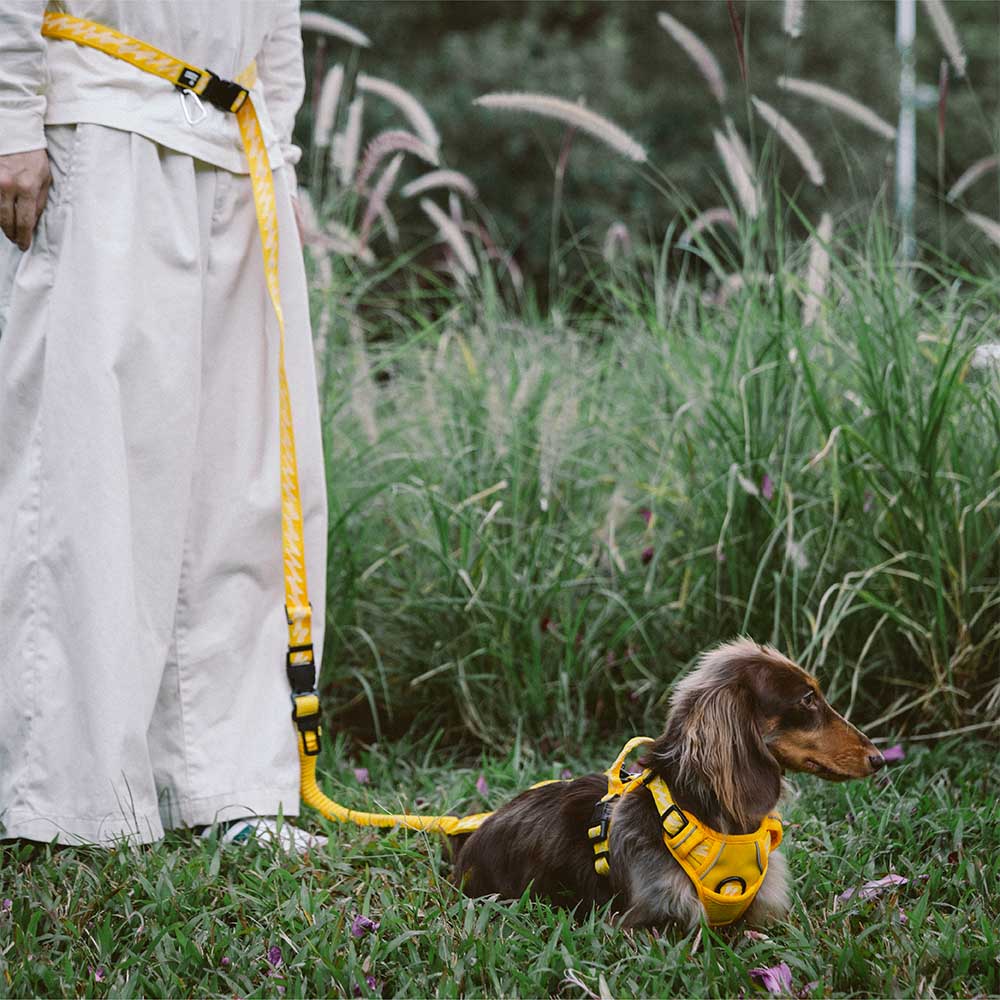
[660,803,689,838]
[587,800,614,843]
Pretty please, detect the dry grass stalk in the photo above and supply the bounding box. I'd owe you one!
[360,154,404,246]
[474,92,647,164]
[782,0,804,38]
[656,11,726,104]
[921,0,967,78]
[355,130,439,191]
[947,156,1000,202]
[299,12,371,48]
[348,317,379,446]
[334,96,364,186]
[752,96,825,186]
[963,211,1000,248]
[401,169,479,200]
[538,390,578,513]
[421,198,479,275]
[313,64,344,149]
[713,129,761,218]
[803,212,834,327]
[777,77,896,141]
[356,72,441,150]
[678,207,737,245]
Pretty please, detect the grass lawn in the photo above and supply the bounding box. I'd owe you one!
[2,735,997,998]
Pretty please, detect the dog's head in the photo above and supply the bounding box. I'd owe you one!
[660,639,883,828]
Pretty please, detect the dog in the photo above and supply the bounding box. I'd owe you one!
[450,639,884,928]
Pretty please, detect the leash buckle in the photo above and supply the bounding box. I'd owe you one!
[588,799,614,843]
[290,690,322,757]
[286,642,316,693]
[175,67,249,114]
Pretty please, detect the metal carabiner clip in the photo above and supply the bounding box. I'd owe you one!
[178,87,207,126]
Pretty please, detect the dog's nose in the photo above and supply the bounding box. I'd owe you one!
[868,752,886,772]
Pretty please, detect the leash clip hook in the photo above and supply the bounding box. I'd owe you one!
[178,87,207,126]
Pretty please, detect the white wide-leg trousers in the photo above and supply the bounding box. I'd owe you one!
[0,124,327,845]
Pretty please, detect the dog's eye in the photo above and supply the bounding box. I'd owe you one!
[800,690,816,708]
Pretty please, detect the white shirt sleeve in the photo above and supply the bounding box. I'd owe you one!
[255,1,304,194]
[0,3,48,156]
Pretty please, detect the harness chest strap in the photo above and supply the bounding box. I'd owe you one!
[40,13,322,756]
[586,739,783,927]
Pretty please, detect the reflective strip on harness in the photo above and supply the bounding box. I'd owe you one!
[40,13,320,758]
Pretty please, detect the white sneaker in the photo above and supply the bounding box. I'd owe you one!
[199,817,328,853]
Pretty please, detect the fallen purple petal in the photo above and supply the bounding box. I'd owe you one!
[267,945,283,968]
[743,929,769,941]
[353,767,370,785]
[749,962,793,995]
[560,768,573,780]
[641,546,654,565]
[794,982,819,999]
[639,506,652,525]
[92,967,106,983]
[881,744,905,763]
[220,956,231,968]
[896,908,908,925]
[351,914,380,938]
[761,474,775,501]
[476,774,489,796]
[838,873,908,902]
[354,977,381,997]
[1,899,11,913]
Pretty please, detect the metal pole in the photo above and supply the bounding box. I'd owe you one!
[896,0,917,262]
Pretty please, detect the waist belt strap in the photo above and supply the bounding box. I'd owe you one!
[40,13,321,757]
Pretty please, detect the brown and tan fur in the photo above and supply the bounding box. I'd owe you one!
[451,639,883,929]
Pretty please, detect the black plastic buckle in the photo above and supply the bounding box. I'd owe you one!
[175,68,249,113]
[286,643,316,694]
[589,800,614,842]
[661,803,688,837]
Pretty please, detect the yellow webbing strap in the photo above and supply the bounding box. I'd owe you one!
[39,12,499,837]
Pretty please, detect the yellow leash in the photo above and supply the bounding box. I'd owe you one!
[39,12,491,837]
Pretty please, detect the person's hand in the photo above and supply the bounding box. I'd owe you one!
[0,149,51,251]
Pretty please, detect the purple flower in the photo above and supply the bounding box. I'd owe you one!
[761,474,775,501]
[353,976,381,996]
[881,744,905,763]
[896,908,908,925]
[1,899,11,913]
[353,767,370,785]
[220,956,231,968]
[91,966,106,983]
[350,914,380,938]
[641,546,654,565]
[837,873,908,903]
[560,768,573,780]
[749,962,792,995]
[476,774,489,796]
[267,945,283,968]
[639,507,653,525]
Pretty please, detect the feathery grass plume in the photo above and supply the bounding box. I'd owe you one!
[294,189,375,263]
[947,155,999,202]
[602,221,632,262]
[678,207,737,245]
[777,77,896,140]
[803,212,834,327]
[334,96,364,186]
[324,221,376,264]
[360,154,404,246]
[474,93,647,163]
[348,316,379,446]
[921,0,967,78]
[355,130,439,191]
[356,73,441,150]
[656,11,726,105]
[782,0,804,38]
[299,11,371,48]
[963,211,1000,248]
[538,390,578,513]
[420,198,478,275]
[713,129,760,218]
[752,96,825,185]
[401,169,478,200]
[313,64,344,149]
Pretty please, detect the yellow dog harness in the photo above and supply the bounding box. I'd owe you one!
[587,738,783,926]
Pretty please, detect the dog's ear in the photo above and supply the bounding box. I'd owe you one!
[675,683,782,830]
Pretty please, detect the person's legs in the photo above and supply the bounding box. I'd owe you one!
[0,125,209,844]
[149,162,327,832]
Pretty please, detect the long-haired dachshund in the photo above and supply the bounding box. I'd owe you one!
[451,639,884,928]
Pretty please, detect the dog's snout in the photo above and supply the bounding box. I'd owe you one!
[868,752,886,772]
